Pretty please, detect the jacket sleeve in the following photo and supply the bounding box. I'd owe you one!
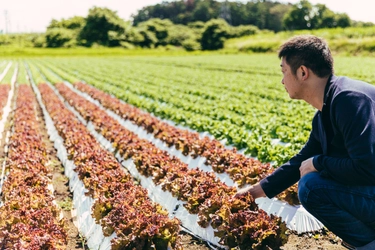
[313,91,375,185]
[260,114,323,198]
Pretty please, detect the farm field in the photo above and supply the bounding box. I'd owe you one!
[1,53,374,249]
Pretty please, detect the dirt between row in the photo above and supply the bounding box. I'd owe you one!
[180,230,347,250]
[33,87,87,249]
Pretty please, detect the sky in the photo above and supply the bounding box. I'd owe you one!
[0,0,374,33]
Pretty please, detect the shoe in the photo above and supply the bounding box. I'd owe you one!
[342,241,356,250]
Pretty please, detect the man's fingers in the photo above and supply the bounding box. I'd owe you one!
[234,187,250,198]
[234,190,246,197]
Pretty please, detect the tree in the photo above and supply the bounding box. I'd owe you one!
[283,0,353,30]
[228,1,249,26]
[45,28,76,48]
[130,0,354,32]
[315,4,336,28]
[131,0,287,31]
[124,27,154,48]
[132,1,189,25]
[45,16,85,47]
[187,21,205,39]
[268,4,292,32]
[47,16,85,30]
[229,25,259,38]
[167,24,196,46]
[352,20,374,27]
[192,0,214,22]
[246,1,269,30]
[79,7,128,46]
[136,18,174,47]
[335,13,351,28]
[133,29,158,48]
[283,0,319,30]
[32,35,47,48]
[182,39,201,51]
[200,18,230,50]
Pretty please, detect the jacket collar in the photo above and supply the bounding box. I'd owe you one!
[322,74,336,111]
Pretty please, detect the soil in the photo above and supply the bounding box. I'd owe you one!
[180,231,215,249]
[180,229,347,250]
[33,85,87,249]
[281,232,346,250]
[0,84,15,182]
[0,97,12,180]
[0,83,86,249]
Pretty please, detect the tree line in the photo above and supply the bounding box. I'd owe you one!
[32,7,262,50]
[0,0,373,51]
[132,0,372,32]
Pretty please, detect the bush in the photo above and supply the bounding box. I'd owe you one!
[136,18,174,47]
[229,25,259,38]
[0,35,12,46]
[167,25,195,46]
[182,39,201,51]
[45,28,76,48]
[119,41,135,49]
[200,19,230,50]
[239,41,280,53]
[79,7,128,46]
[32,35,46,48]
[187,21,205,30]
[137,29,158,48]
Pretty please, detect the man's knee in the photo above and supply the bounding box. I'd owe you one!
[298,172,321,208]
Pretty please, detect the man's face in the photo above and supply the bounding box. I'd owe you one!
[280,57,303,100]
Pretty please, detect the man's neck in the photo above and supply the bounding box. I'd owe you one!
[303,76,330,111]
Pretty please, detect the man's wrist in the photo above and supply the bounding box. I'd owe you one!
[250,183,266,199]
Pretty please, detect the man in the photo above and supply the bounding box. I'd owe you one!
[236,35,375,249]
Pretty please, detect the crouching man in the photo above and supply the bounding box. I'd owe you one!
[236,35,375,250]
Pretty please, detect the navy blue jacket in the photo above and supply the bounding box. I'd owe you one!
[260,75,375,198]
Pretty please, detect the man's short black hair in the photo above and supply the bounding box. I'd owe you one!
[278,35,334,78]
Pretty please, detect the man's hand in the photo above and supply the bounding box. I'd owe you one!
[235,183,266,199]
[299,157,318,177]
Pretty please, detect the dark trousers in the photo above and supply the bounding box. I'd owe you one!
[298,172,375,248]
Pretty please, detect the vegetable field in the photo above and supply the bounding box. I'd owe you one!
[1,54,374,249]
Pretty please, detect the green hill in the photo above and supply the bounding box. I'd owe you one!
[225,26,375,55]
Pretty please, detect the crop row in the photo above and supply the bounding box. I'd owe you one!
[53,81,288,249]
[0,62,11,82]
[0,84,67,249]
[32,58,308,165]
[37,82,182,249]
[0,61,7,72]
[71,81,299,204]
[73,81,274,185]
[31,59,299,202]
[29,59,299,203]
[0,85,10,118]
[0,63,16,84]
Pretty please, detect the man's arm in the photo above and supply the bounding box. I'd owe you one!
[236,114,323,198]
[235,182,266,199]
[313,91,375,185]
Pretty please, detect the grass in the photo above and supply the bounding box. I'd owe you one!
[224,26,375,56]
[0,46,211,57]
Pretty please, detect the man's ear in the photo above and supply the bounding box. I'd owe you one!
[300,65,308,80]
